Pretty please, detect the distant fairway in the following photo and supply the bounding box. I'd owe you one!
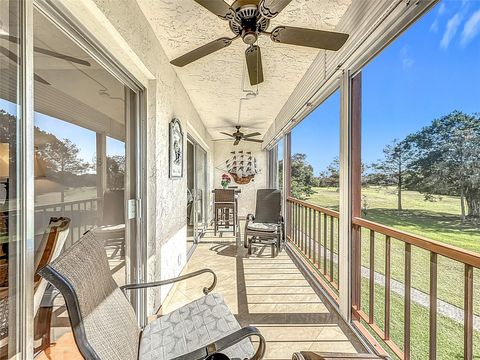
[306,186,480,253]
[303,186,480,358]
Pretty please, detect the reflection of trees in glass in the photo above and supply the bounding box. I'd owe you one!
[0,110,15,144]
[1,109,96,188]
[107,155,125,190]
[37,138,90,175]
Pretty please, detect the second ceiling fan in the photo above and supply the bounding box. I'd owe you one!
[170,0,349,86]
[221,125,262,146]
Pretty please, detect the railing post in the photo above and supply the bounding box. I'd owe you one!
[404,243,412,360]
[429,252,437,360]
[464,264,473,360]
[385,235,391,340]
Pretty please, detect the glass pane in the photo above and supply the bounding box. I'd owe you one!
[33,8,130,356]
[186,140,195,250]
[195,146,206,237]
[0,1,20,358]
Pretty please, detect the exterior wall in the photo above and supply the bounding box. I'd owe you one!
[213,141,268,218]
[59,0,214,313]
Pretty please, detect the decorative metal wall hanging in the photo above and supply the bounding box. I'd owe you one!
[169,118,184,178]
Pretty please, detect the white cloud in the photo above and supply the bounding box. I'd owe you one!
[440,13,463,49]
[461,9,480,46]
[438,3,447,15]
[400,46,414,70]
[430,19,439,32]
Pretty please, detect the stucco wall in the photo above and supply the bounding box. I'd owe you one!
[60,0,214,313]
[213,140,267,218]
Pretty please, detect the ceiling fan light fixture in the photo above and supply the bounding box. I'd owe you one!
[242,30,257,45]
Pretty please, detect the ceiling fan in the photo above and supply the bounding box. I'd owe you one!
[221,125,262,146]
[170,0,349,86]
[0,34,91,85]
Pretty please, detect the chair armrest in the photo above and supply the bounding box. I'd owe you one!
[120,268,216,295]
[246,214,255,222]
[292,352,386,360]
[172,326,266,360]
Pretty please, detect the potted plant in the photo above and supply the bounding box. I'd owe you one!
[221,174,231,189]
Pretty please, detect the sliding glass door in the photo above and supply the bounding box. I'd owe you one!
[186,137,208,250]
[0,2,24,357]
[0,1,146,357]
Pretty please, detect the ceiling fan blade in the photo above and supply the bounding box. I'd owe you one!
[0,46,50,85]
[259,0,293,19]
[243,138,263,143]
[0,35,91,66]
[193,0,235,20]
[270,26,349,51]
[171,37,236,67]
[245,45,264,86]
[220,132,235,137]
[243,132,261,138]
[34,47,91,67]
[234,138,241,146]
[34,74,50,85]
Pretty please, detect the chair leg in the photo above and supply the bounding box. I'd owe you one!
[34,284,60,355]
[248,239,252,255]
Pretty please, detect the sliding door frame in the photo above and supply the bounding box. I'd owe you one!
[33,0,148,323]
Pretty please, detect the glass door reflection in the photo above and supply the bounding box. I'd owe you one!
[186,138,208,252]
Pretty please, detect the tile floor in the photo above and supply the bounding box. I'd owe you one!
[161,227,365,360]
[37,225,365,359]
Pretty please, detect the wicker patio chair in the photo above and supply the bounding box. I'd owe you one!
[244,189,284,257]
[39,230,266,360]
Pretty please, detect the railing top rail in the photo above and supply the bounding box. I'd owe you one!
[35,197,102,210]
[287,197,339,218]
[353,216,480,268]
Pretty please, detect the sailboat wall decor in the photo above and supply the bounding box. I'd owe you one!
[225,151,260,185]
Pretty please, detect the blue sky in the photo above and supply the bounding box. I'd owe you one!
[2,1,480,175]
[292,0,480,175]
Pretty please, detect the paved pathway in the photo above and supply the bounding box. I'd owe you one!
[294,232,480,331]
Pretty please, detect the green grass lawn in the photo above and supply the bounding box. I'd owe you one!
[298,186,480,358]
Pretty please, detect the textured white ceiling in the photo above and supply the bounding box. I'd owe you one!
[137,0,351,139]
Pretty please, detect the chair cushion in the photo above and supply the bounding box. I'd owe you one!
[139,293,254,360]
[247,222,279,232]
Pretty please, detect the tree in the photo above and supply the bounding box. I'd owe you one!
[405,111,480,219]
[290,153,315,199]
[107,155,125,189]
[37,137,91,179]
[318,157,340,189]
[371,139,411,211]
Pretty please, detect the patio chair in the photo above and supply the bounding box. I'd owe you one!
[38,230,266,360]
[244,189,284,257]
[0,217,70,352]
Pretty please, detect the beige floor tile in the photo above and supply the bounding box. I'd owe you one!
[159,225,366,359]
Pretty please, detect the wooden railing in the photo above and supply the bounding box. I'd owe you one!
[351,217,480,360]
[286,197,340,301]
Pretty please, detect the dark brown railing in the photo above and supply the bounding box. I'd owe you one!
[351,217,480,360]
[286,197,340,301]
